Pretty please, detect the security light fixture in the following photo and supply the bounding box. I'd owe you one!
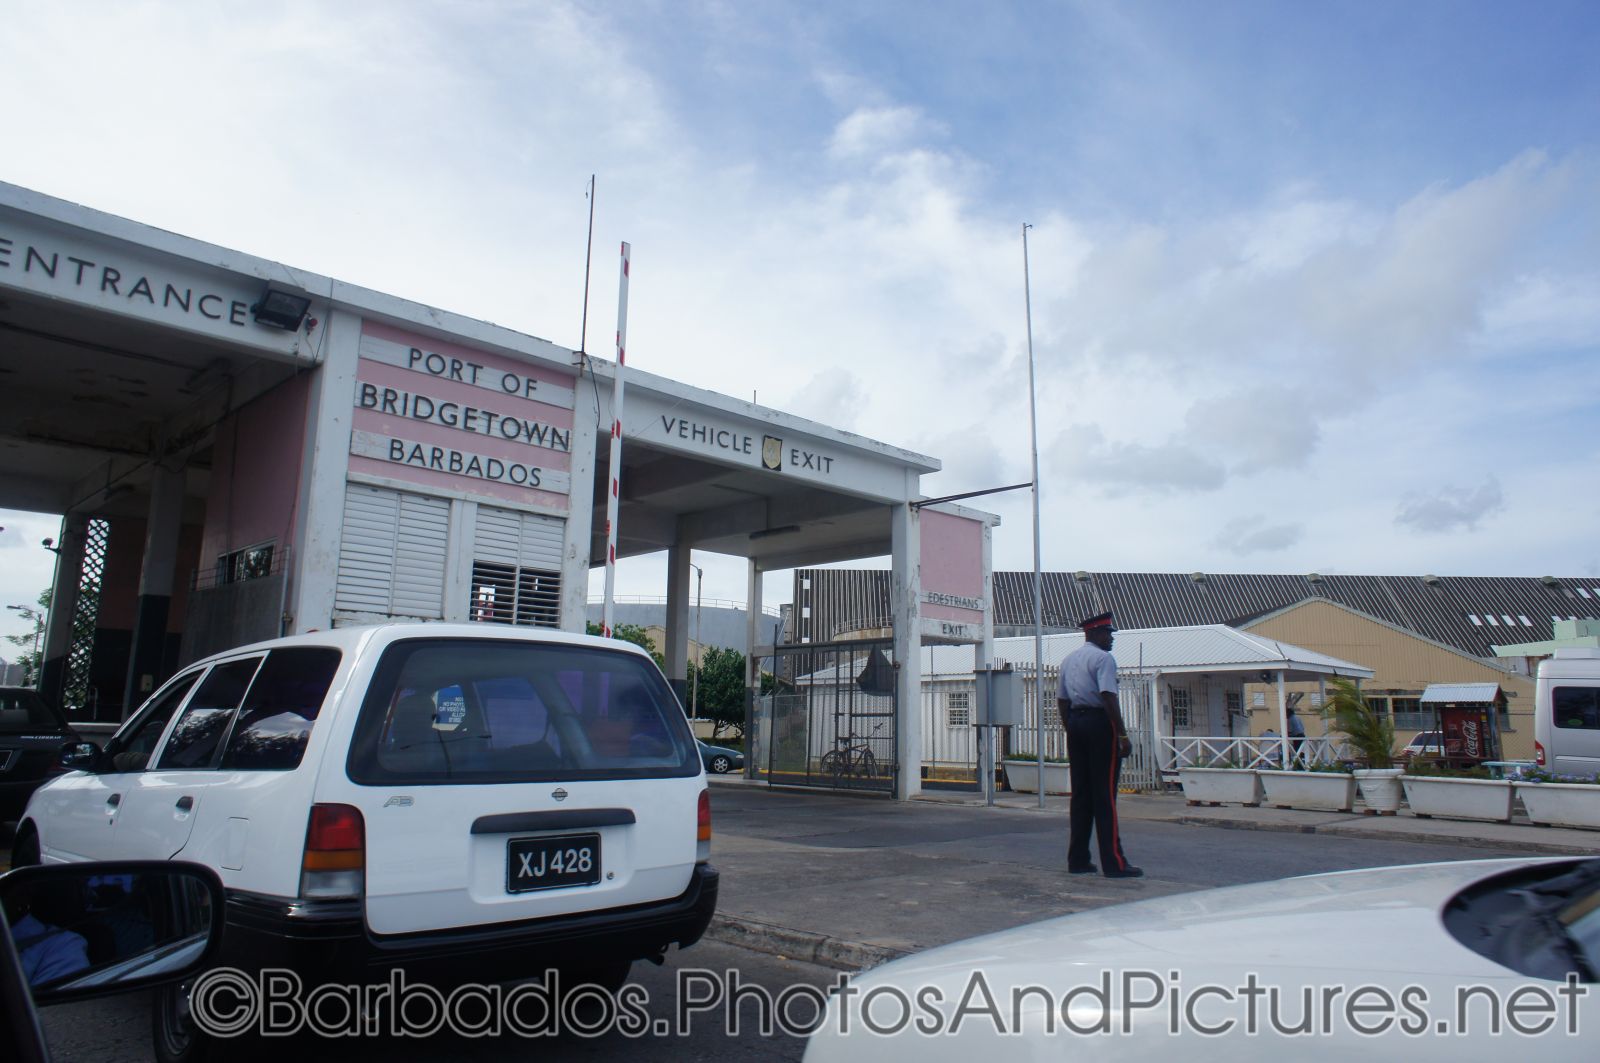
[251,286,312,331]
[748,525,802,541]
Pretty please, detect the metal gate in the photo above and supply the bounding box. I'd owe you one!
[761,639,897,794]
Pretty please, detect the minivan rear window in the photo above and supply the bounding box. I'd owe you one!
[346,638,698,784]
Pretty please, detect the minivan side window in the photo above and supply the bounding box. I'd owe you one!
[107,671,202,772]
[156,658,263,770]
[220,648,342,771]
[1553,687,1600,731]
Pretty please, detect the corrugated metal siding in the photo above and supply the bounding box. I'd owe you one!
[809,570,1600,660]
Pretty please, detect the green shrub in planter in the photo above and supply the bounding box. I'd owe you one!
[1320,677,1395,769]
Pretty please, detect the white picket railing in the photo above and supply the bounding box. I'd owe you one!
[1159,735,1352,772]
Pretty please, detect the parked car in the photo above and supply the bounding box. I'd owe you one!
[1397,729,1444,760]
[699,740,745,774]
[1536,647,1600,777]
[15,623,718,1062]
[0,687,78,823]
[1,859,225,1063]
[804,857,1600,1060]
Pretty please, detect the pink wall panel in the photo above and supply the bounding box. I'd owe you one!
[200,373,311,565]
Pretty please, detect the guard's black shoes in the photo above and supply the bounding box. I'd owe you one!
[1068,863,1098,875]
[1103,865,1144,879]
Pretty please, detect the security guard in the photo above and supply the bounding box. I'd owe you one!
[1057,612,1142,878]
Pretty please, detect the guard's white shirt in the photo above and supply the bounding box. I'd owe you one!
[1058,642,1118,706]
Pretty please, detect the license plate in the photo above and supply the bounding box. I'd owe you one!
[506,833,601,893]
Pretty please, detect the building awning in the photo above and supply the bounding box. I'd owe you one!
[1420,683,1503,704]
[923,624,1373,681]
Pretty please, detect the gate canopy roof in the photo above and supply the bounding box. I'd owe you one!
[926,625,1374,682]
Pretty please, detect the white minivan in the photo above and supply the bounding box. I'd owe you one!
[14,623,717,1061]
[1535,647,1600,778]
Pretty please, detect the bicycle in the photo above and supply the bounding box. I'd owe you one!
[820,724,883,784]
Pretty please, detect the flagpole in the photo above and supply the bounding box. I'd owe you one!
[1023,223,1046,810]
[602,242,631,638]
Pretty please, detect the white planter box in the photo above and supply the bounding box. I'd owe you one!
[1179,767,1262,806]
[1353,767,1405,812]
[1003,760,1071,795]
[1259,770,1356,812]
[1401,776,1513,823]
[1515,782,1600,830]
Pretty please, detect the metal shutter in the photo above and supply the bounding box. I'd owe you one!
[470,505,564,627]
[335,484,449,619]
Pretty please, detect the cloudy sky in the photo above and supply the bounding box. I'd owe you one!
[3,0,1598,644]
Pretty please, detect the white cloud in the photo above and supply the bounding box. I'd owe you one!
[1212,517,1304,556]
[4,2,1596,606]
[1395,478,1508,534]
[1049,425,1226,495]
[827,106,942,160]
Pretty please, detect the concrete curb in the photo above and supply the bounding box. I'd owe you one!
[704,914,907,972]
[1174,814,1600,856]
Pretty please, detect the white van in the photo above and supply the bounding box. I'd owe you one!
[15,623,716,1061]
[1534,647,1600,778]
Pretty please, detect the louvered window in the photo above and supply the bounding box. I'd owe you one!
[335,485,448,619]
[470,505,563,628]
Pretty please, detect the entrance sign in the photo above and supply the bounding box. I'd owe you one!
[350,321,576,510]
[0,214,320,362]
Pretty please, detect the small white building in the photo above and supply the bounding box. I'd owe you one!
[919,625,1373,788]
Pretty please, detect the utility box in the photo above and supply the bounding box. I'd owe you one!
[974,664,1023,728]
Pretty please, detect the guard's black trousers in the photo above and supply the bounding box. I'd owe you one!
[1065,706,1132,872]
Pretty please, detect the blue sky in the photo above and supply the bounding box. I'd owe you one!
[3,0,1598,640]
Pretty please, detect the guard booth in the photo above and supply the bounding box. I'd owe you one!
[1420,683,1505,765]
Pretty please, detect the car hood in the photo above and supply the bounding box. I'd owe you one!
[806,858,1589,1061]
[859,859,1545,980]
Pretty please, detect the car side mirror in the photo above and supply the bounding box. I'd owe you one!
[59,742,102,771]
[0,861,224,1005]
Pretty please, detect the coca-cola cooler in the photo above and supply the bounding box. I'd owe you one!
[1437,704,1502,763]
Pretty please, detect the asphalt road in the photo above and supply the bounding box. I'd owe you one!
[7,787,1552,1061]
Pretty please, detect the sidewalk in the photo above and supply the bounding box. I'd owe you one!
[702,776,1600,972]
[916,785,1600,856]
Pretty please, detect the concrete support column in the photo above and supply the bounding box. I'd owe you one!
[664,545,692,704]
[744,559,762,779]
[123,466,186,717]
[890,501,922,801]
[37,513,88,708]
[287,308,361,633]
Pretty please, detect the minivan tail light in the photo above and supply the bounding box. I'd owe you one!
[301,803,364,899]
[1535,741,1546,767]
[696,789,711,863]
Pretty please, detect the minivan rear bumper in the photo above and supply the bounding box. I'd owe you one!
[222,863,719,986]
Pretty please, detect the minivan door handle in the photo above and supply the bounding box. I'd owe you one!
[175,795,195,812]
[106,793,121,808]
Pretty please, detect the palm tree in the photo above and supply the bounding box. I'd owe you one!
[1320,677,1396,769]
